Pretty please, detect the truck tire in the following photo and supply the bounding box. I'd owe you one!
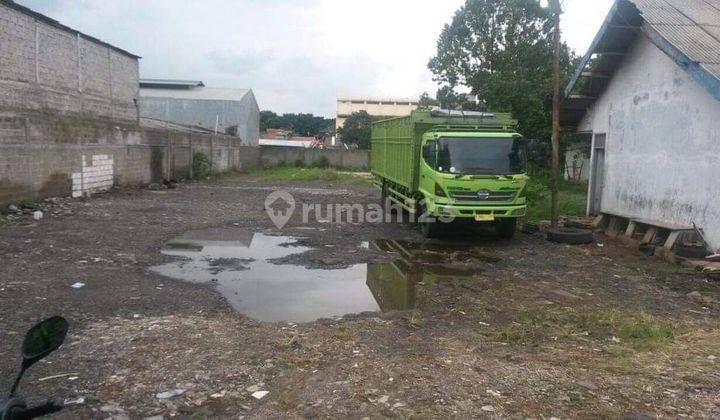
[674,243,709,259]
[547,227,594,245]
[495,218,517,240]
[380,181,389,204]
[419,203,441,238]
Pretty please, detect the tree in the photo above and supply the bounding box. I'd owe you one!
[259,110,335,137]
[418,91,439,109]
[260,110,279,132]
[337,111,373,149]
[428,0,575,150]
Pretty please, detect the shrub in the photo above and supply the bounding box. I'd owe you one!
[192,152,212,179]
[312,156,330,169]
[293,158,306,168]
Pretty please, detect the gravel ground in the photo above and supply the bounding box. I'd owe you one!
[1,174,719,418]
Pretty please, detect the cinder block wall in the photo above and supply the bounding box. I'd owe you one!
[0,2,139,121]
[0,110,260,206]
[259,146,369,170]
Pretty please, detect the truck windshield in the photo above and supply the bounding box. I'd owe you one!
[436,137,525,175]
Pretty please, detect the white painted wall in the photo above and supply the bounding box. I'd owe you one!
[579,35,720,249]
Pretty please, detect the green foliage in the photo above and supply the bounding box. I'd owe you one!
[260,110,335,137]
[615,313,676,350]
[525,168,587,221]
[418,91,439,109]
[429,0,576,144]
[250,167,366,183]
[491,306,675,350]
[0,214,15,227]
[311,156,330,169]
[192,152,213,179]
[293,158,306,168]
[337,111,373,149]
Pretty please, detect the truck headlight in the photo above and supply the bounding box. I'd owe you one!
[435,183,447,197]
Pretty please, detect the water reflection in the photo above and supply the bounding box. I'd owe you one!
[150,230,491,322]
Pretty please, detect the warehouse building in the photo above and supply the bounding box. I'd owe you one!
[563,0,720,250]
[139,79,260,146]
[336,97,418,130]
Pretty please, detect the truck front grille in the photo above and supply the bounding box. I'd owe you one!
[449,189,517,203]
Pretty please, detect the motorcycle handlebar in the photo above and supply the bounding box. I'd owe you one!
[8,399,63,420]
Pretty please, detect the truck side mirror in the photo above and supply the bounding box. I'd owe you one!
[422,141,437,168]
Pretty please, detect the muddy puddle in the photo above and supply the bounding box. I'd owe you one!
[150,229,498,322]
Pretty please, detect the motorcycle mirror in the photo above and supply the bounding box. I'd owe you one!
[9,316,69,396]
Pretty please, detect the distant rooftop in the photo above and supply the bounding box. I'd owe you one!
[140,86,251,101]
[337,97,419,104]
[139,79,205,89]
[1,0,140,59]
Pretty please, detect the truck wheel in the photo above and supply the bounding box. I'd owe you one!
[547,227,594,245]
[673,243,709,259]
[495,218,517,240]
[419,203,441,238]
[421,219,441,238]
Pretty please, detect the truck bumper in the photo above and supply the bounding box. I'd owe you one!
[427,202,527,219]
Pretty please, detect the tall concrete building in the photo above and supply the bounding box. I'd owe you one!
[336,97,418,130]
[139,79,260,146]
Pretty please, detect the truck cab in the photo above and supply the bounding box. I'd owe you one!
[417,130,528,237]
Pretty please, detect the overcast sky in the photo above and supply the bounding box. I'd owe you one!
[21,0,614,117]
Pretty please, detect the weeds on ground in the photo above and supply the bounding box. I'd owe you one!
[491,305,675,351]
[525,169,588,221]
[246,161,369,183]
[192,152,213,179]
[0,214,15,227]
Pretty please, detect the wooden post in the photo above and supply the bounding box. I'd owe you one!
[550,1,562,229]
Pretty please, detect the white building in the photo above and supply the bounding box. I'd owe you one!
[563,0,720,249]
[336,97,418,129]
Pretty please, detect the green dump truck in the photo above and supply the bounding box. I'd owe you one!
[370,109,528,238]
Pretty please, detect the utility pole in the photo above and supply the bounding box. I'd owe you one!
[549,0,562,229]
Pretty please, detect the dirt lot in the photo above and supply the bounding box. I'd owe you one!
[1,172,719,418]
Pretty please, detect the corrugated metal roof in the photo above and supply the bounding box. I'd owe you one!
[653,24,720,63]
[139,79,205,88]
[140,118,217,134]
[140,87,251,102]
[563,0,720,128]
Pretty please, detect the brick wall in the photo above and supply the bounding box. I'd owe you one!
[0,110,260,206]
[259,146,369,170]
[0,2,139,121]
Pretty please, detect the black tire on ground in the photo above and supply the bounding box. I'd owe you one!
[674,243,709,259]
[495,218,518,240]
[419,203,441,238]
[547,227,594,245]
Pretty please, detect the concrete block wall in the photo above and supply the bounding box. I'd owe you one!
[0,110,258,206]
[0,2,139,121]
[259,146,369,170]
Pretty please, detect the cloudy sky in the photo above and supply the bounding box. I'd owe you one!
[21,0,614,116]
